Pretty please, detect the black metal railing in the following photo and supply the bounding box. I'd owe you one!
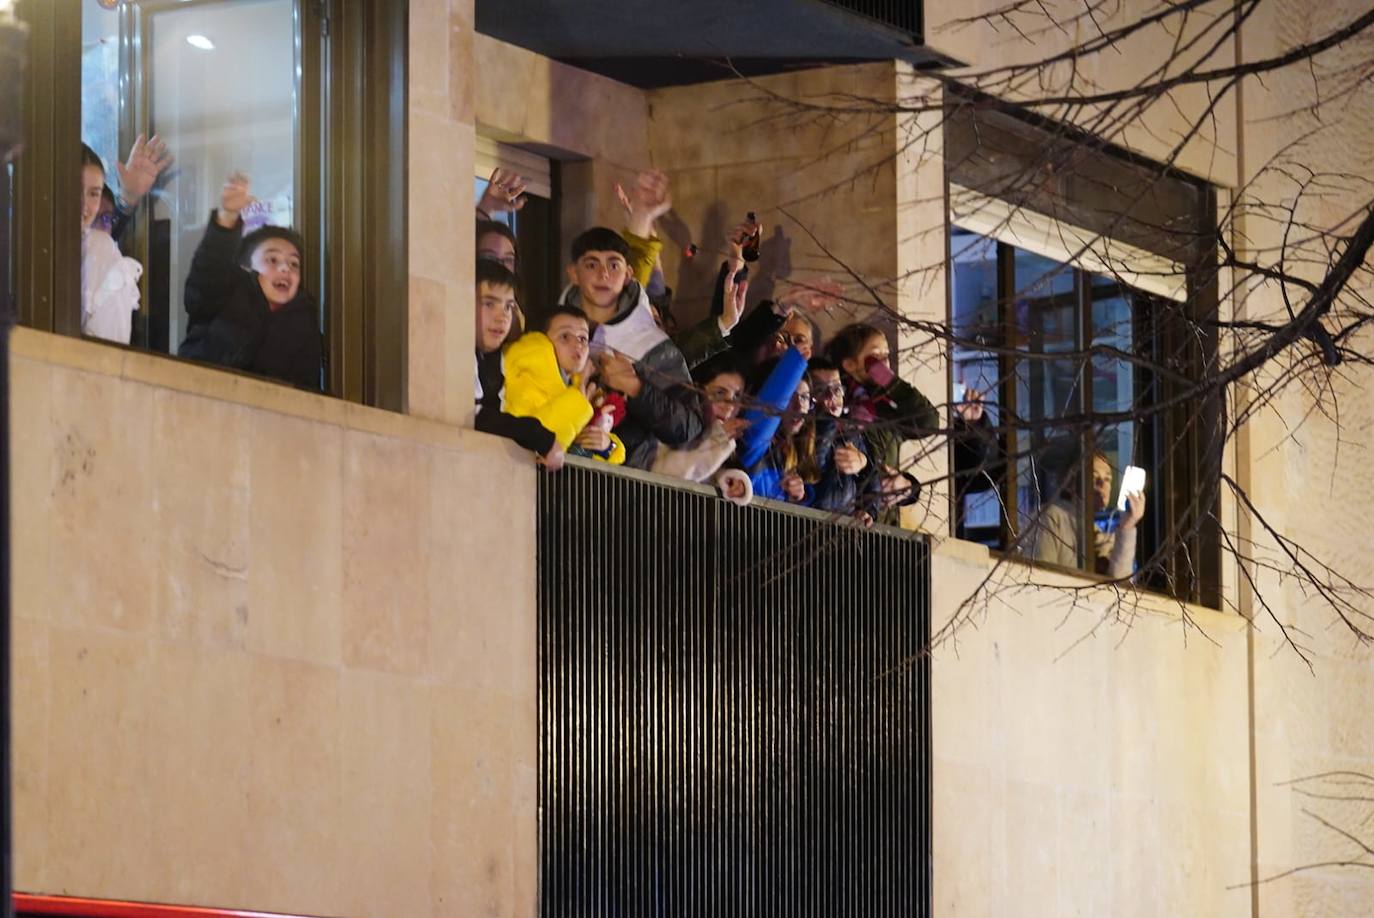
[820,0,924,41]
[538,462,931,917]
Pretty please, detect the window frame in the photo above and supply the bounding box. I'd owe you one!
[473,138,562,327]
[11,0,407,409]
[943,88,1222,607]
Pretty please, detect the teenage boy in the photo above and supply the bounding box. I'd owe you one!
[179,172,322,391]
[472,260,565,470]
[559,227,701,468]
[503,305,626,465]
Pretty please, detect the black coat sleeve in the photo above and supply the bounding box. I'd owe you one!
[811,417,855,513]
[475,352,558,456]
[184,211,245,322]
[476,405,558,455]
[729,298,787,360]
[625,378,703,449]
[881,376,940,437]
[952,414,1000,496]
[626,340,704,449]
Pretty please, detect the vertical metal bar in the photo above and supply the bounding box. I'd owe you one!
[1078,266,1096,572]
[536,470,932,915]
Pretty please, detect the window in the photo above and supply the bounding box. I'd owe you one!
[950,227,1166,575]
[474,135,560,318]
[11,0,407,408]
[944,90,1220,605]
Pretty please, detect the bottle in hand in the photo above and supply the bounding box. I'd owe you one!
[742,211,761,263]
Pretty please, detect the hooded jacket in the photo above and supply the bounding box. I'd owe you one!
[503,331,626,465]
[179,213,323,392]
[559,279,702,469]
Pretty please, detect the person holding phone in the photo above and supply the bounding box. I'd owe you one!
[1029,443,1147,579]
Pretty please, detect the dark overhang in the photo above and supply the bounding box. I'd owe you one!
[474,0,948,89]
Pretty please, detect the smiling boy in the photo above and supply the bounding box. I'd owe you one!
[178,172,322,391]
[557,227,701,468]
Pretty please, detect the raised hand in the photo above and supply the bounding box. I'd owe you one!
[1119,490,1147,530]
[725,218,759,273]
[116,133,173,206]
[953,387,985,423]
[216,172,253,228]
[720,271,749,335]
[613,181,634,215]
[478,167,528,217]
[625,169,672,238]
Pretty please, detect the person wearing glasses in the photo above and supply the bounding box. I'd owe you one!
[739,351,822,505]
[808,356,882,522]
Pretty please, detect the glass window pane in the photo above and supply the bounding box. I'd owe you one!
[950,227,1004,547]
[1090,278,1153,578]
[150,0,298,354]
[1010,246,1086,571]
[80,0,120,187]
[79,0,302,370]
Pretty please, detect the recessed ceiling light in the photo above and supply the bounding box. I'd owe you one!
[186,34,214,51]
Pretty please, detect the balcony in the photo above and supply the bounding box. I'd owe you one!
[537,460,932,914]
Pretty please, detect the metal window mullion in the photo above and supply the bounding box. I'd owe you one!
[1078,266,1095,572]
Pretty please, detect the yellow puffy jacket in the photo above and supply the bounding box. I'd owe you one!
[502,332,626,465]
[622,228,663,288]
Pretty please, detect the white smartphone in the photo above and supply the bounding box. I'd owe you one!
[1117,464,1146,512]
[952,381,967,404]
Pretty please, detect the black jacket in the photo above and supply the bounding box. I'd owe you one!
[812,415,883,516]
[474,349,558,456]
[178,213,323,392]
[674,261,789,370]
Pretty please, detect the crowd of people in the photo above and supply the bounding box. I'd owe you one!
[470,167,999,527]
[77,138,1145,563]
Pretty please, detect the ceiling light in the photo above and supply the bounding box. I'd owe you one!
[186,34,214,51]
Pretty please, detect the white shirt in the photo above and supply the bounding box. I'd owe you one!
[81,228,142,345]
